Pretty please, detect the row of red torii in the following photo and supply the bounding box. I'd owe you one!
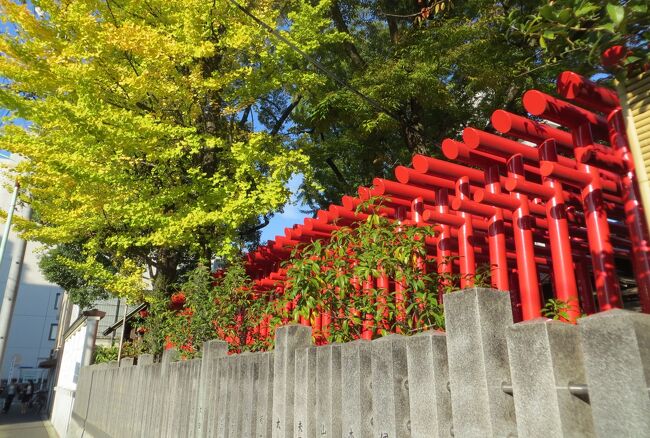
[244,71,650,340]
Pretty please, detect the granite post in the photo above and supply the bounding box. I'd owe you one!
[240,354,256,437]
[161,348,179,376]
[340,339,372,438]
[254,351,275,438]
[405,330,453,437]
[579,309,650,437]
[316,343,342,438]
[444,288,516,437]
[370,334,411,437]
[506,318,594,437]
[226,355,242,437]
[294,346,317,438]
[195,340,228,437]
[272,324,312,438]
[138,353,154,365]
[215,356,231,438]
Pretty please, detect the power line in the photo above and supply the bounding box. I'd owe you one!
[226,0,401,121]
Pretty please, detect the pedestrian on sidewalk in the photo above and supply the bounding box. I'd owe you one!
[20,380,33,414]
[2,380,17,413]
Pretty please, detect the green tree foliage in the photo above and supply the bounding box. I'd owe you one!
[507,0,649,76]
[0,0,334,299]
[255,0,567,209]
[38,243,112,309]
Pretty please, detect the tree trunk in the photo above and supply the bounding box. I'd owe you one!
[152,248,180,295]
[402,97,427,154]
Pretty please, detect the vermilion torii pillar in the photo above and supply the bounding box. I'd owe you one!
[607,110,650,313]
[505,139,580,321]
[557,71,650,313]
[525,90,623,311]
[473,154,543,320]
[450,168,509,292]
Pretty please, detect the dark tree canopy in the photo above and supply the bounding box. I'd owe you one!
[255,0,570,210]
[39,243,112,309]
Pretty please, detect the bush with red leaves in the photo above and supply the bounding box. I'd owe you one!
[169,292,186,310]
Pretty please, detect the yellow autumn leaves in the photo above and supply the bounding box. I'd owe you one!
[0,0,340,300]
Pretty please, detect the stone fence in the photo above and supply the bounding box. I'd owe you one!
[67,288,650,437]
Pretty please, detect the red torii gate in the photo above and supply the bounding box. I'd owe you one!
[239,71,650,346]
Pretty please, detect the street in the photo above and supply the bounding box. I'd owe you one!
[0,400,57,438]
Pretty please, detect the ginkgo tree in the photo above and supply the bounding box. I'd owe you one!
[0,0,338,300]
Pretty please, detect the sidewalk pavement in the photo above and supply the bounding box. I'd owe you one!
[0,401,57,438]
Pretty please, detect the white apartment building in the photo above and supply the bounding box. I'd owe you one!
[0,153,62,384]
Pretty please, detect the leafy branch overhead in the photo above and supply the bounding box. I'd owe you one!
[289,0,573,210]
[507,0,649,75]
[39,243,112,309]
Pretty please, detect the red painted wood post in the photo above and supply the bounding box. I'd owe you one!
[509,268,523,323]
[537,140,580,321]
[507,154,543,319]
[525,90,622,311]
[361,276,374,340]
[455,177,476,288]
[349,266,362,338]
[436,189,454,296]
[575,254,597,315]
[484,166,510,291]
[608,109,650,313]
[376,268,390,334]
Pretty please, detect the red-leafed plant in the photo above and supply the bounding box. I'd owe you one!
[138,263,268,357]
[170,292,186,310]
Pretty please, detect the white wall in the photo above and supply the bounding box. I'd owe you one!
[51,322,87,438]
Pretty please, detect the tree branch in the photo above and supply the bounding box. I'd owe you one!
[325,157,349,186]
[330,1,366,69]
[239,105,252,129]
[104,0,119,27]
[124,52,140,77]
[142,0,160,18]
[271,95,302,135]
[239,215,271,237]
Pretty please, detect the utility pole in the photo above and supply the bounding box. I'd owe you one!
[0,203,32,373]
[116,303,128,364]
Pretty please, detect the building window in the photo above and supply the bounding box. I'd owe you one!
[54,293,61,310]
[48,324,58,341]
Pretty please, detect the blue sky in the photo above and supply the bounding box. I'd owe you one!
[259,174,306,243]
